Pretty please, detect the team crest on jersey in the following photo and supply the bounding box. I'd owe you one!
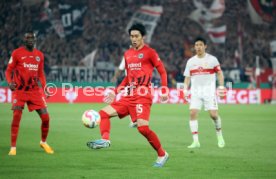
[36,56,40,62]
[13,99,17,103]
[138,53,144,59]
[198,66,203,71]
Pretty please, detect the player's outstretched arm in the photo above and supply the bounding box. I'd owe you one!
[156,62,168,102]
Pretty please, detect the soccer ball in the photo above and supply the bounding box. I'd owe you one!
[82,110,101,128]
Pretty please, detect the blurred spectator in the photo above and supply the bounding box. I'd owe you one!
[0,0,274,84]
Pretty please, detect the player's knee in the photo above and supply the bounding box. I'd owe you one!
[190,110,198,119]
[137,126,150,136]
[209,112,218,120]
[99,110,110,119]
[40,113,50,122]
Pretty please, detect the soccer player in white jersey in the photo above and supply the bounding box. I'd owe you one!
[183,37,226,148]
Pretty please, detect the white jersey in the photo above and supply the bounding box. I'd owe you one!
[184,53,221,98]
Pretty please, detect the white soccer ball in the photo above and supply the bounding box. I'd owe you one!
[82,110,101,128]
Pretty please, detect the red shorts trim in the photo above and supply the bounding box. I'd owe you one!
[110,96,152,122]
[12,90,47,112]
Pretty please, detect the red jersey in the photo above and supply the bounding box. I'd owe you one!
[5,47,46,91]
[124,45,161,87]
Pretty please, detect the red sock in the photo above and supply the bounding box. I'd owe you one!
[99,110,110,140]
[40,113,50,142]
[11,110,23,147]
[137,126,165,156]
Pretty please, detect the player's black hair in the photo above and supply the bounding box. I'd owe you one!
[194,37,207,45]
[128,23,147,36]
[24,31,36,37]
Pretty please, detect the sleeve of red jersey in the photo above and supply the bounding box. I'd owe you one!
[5,51,17,84]
[150,49,168,95]
[38,53,47,90]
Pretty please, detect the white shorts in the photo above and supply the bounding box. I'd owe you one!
[189,95,218,111]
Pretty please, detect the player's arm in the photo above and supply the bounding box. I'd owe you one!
[183,76,190,91]
[217,70,224,87]
[5,53,17,91]
[183,60,191,100]
[38,54,49,97]
[214,64,226,98]
[155,62,168,94]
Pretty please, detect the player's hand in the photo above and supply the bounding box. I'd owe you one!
[217,86,226,99]
[103,90,116,104]
[160,94,169,103]
[8,82,17,91]
[183,89,190,102]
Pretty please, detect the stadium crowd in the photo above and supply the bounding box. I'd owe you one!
[0,0,275,85]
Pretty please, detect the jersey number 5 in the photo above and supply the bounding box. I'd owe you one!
[136,104,143,114]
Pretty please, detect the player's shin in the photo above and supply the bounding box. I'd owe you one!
[137,126,165,157]
[40,113,50,142]
[11,110,23,147]
[213,116,222,136]
[189,120,199,142]
[99,110,111,140]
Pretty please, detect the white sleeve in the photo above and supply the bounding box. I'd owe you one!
[118,57,125,70]
[212,56,220,67]
[183,60,191,77]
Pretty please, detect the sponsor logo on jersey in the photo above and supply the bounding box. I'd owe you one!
[128,62,142,70]
[138,53,144,59]
[36,56,40,62]
[23,62,39,71]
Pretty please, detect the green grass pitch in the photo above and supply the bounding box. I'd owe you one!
[0,103,276,179]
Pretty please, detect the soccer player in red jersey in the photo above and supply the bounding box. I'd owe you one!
[87,23,169,167]
[5,32,54,155]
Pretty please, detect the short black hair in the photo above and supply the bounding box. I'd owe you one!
[24,31,36,37]
[128,23,146,36]
[194,37,207,45]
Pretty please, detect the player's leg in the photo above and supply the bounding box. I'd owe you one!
[36,108,54,154]
[187,97,202,148]
[137,119,169,167]
[8,91,26,156]
[99,105,118,140]
[187,109,201,148]
[208,110,225,148]
[28,91,54,154]
[204,96,225,148]
[9,106,24,156]
[133,103,169,167]
[87,102,128,149]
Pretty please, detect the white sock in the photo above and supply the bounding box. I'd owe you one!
[11,147,16,150]
[189,120,199,142]
[213,117,222,136]
[40,141,46,144]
